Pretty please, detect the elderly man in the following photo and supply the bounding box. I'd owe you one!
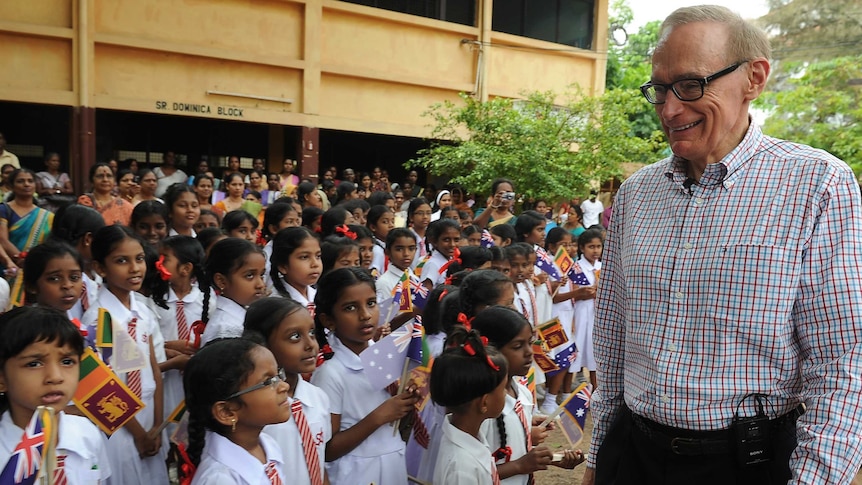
[584,5,862,485]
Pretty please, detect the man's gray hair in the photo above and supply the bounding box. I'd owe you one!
[658,5,771,62]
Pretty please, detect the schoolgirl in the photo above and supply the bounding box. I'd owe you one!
[261,201,302,289]
[183,338,290,484]
[48,204,105,320]
[82,225,168,484]
[407,198,432,268]
[367,205,395,276]
[164,183,201,237]
[243,298,331,485]
[319,207,355,239]
[571,228,603,390]
[151,235,211,426]
[23,240,84,315]
[430,325,508,484]
[269,227,321,315]
[348,225,375,273]
[418,219,461,290]
[0,307,112,483]
[320,235,360,275]
[503,243,537,326]
[222,210,259,245]
[310,268,419,485]
[462,224,482,247]
[200,238,266,345]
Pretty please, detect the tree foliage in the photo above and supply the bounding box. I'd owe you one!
[758,55,862,175]
[407,90,664,199]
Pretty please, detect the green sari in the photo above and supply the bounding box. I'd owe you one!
[1,203,53,307]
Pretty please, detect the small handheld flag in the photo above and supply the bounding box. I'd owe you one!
[537,318,567,350]
[535,247,561,281]
[539,383,592,447]
[73,348,145,435]
[554,247,574,278]
[480,230,495,248]
[0,406,56,485]
[96,308,113,347]
[569,262,591,287]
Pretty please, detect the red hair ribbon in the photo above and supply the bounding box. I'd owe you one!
[190,320,205,349]
[457,312,474,330]
[335,224,357,240]
[485,355,500,371]
[177,443,197,485]
[437,289,449,302]
[480,336,489,347]
[494,445,514,462]
[70,318,87,337]
[316,344,334,367]
[444,275,455,285]
[437,247,463,275]
[255,229,267,247]
[155,255,173,281]
[462,342,477,356]
[17,251,27,261]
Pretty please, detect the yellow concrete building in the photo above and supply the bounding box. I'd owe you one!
[1,0,608,189]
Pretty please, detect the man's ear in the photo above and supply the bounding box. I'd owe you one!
[745,57,771,101]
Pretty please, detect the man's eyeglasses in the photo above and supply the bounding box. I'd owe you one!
[226,368,287,400]
[640,61,748,105]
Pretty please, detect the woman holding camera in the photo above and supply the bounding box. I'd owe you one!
[473,177,517,229]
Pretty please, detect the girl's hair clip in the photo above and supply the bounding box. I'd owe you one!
[155,255,173,281]
[456,312,474,330]
[17,251,27,261]
[438,247,463,275]
[335,225,357,240]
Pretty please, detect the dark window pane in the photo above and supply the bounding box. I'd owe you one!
[559,0,594,49]
[444,1,475,25]
[492,0,523,36]
[524,0,557,44]
[340,0,475,26]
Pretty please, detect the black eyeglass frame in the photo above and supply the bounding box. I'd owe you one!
[226,368,287,400]
[639,61,749,104]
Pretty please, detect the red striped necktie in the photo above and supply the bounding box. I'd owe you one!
[81,284,89,312]
[306,302,316,319]
[176,300,190,341]
[264,461,282,485]
[291,399,323,485]
[513,400,535,485]
[491,457,501,485]
[127,319,142,397]
[53,454,68,485]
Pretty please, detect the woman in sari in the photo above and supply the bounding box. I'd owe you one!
[78,163,134,225]
[473,178,517,229]
[0,168,55,306]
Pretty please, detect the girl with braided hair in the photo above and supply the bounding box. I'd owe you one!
[269,227,321,316]
[182,338,290,484]
[430,324,509,484]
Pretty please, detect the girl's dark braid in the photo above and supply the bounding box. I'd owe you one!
[493,415,510,461]
[195,265,211,324]
[186,411,207,468]
[270,264,290,298]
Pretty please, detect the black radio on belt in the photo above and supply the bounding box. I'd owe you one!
[732,393,772,466]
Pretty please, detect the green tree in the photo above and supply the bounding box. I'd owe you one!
[758,55,862,175]
[407,90,664,199]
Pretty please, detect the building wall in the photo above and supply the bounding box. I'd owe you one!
[0,0,608,166]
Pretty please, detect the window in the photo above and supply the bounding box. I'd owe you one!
[340,0,476,26]
[493,0,595,49]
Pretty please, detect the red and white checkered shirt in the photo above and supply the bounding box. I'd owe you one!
[587,122,862,484]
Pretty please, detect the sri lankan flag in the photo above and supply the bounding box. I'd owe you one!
[394,271,412,312]
[74,348,144,435]
[96,308,113,347]
[554,246,574,277]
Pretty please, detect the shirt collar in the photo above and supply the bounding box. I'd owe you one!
[0,411,90,458]
[384,266,405,279]
[664,119,763,189]
[216,295,247,318]
[441,415,494,472]
[98,286,140,323]
[203,431,283,477]
[291,379,318,408]
[330,335,364,371]
[167,285,202,304]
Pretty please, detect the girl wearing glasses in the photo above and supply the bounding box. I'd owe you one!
[183,338,291,485]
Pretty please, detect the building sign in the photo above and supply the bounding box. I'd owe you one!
[155,101,244,118]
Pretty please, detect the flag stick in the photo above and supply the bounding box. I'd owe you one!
[155,400,186,435]
[408,475,432,485]
[392,357,412,436]
[538,401,568,428]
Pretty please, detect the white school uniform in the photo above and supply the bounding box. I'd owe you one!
[154,285,207,428]
[514,282,537,327]
[69,272,100,321]
[192,431,285,485]
[168,227,197,238]
[480,378,534,485]
[571,257,601,371]
[310,336,408,485]
[370,237,386,276]
[376,264,406,303]
[82,287,169,485]
[201,295,246,346]
[278,282,316,311]
[263,240,275,292]
[418,250,448,288]
[434,415,498,485]
[0,411,112,485]
[262,379,331,485]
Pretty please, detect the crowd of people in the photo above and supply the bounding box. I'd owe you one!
[0,134,606,485]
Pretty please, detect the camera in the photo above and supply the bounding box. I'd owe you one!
[502,191,515,201]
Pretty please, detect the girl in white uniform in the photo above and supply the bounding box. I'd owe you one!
[310,267,419,485]
[183,338,291,485]
[83,225,167,485]
[407,198,432,269]
[151,235,211,429]
[367,206,395,276]
[418,219,462,291]
[261,202,302,291]
[269,227,320,317]
[22,241,85,320]
[430,325,508,485]
[47,204,105,321]
[571,228,603,390]
[244,298,331,485]
[0,306,112,484]
[200,239,266,346]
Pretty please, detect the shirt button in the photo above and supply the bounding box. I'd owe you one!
[675,291,684,300]
[660,394,671,404]
[668,343,678,352]
[683,242,693,250]
[694,197,704,205]
[723,180,735,189]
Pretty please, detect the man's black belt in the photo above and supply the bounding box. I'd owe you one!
[630,404,805,456]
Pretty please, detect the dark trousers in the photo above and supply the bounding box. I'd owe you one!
[594,406,798,485]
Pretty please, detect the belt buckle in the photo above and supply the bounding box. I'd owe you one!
[670,437,697,455]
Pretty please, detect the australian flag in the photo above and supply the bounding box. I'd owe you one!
[410,275,430,310]
[569,262,591,286]
[545,341,577,377]
[534,247,561,281]
[0,408,52,485]
[558,383,592,447]
[480,230,495,248]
